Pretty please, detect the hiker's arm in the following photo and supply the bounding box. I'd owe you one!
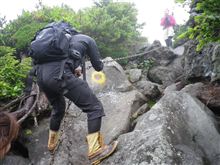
[70,34,103,71]
[86,38,103,71]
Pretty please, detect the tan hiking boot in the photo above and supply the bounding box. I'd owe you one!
[86,132,118,165]
[48,130,59,153]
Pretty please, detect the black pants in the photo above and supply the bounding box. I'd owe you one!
[36,62,105,132]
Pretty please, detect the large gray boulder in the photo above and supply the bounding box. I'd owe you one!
[148,56,184,86]
[183,41,220,82]
[0,155,30,165]
[104,92,220,165]
[172,46,185,56]
[85,57,133,93]
[127,68,142,83]
[181,82,220,110]
[140,41,177,67]
[100,90,139,144]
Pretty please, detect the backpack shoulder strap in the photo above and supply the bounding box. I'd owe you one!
[57,59,68,80]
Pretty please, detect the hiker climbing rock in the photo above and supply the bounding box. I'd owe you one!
[28,21,118,164]
[160,9,176,48]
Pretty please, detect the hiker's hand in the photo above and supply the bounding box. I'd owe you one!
[74,66,82,77]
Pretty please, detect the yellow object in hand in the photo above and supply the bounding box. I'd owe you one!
[91,71,106,85]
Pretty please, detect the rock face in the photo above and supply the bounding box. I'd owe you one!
[183,41,220,82]
[129,40,220,87]
[129,41,184,86]
[181,82,220,110]
[0,155,30,165]
[148,56,184,86]
[86,57,133,93]
[172,46,185,56]
[211,44,220,82]
[127,68,142,83]
[100,90,139,144]
[104,92,220,165]
[138,41,177,67]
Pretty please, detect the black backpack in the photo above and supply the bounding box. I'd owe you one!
[29,21,78,64]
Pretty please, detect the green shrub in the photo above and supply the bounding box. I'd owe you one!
[175,0,220,51]
[138,59,154,71]
[0,47,31,100]
[0,46,14,57]
[12,22,47,51]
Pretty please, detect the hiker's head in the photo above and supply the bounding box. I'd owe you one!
[0,112,19,159]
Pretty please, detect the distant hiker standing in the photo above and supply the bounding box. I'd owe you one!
[29,21,118,164]
[160,9,176,47]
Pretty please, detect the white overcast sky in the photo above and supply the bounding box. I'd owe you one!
[0,0,189,44]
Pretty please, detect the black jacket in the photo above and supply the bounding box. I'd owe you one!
[69,34,103,71]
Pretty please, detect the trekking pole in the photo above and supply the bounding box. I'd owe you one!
[82,55,86,81]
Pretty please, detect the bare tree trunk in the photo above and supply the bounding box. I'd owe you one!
[1,83,49,124]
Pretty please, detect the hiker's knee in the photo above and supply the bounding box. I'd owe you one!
[65,82,105,119]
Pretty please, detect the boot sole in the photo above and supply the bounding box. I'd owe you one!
[91,141,118,165]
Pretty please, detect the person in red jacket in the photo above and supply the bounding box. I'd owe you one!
[160,9,176,47]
